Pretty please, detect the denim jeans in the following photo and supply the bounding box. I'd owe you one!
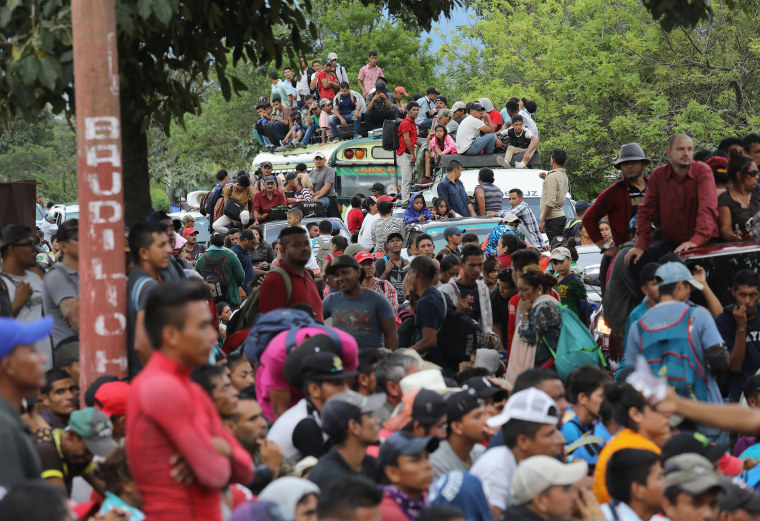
[417,117,434,129]
[463,133,496,155]
[266,121,288,143]
[328,113,361,139]
[301,124,317,145]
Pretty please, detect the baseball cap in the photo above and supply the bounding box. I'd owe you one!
[0,317,53,362]
[181,214,195,223]
[300,350,358,384]
[263,176,276,184]
[387,232,403,242]
[470,104,485,112]
[260,161,273,169]
[344,243,367,258]
[550,236,568,250]
[394,86,408,96]
[664,453,724,495]
[501,213,519,223]
[354,251,375,264]
[325,254,360,275]
[443,226,463,239]
[375,81,388,92]
[447,389,483,423]
[462,377,508,401]
[313,152,326,160]
[661,433,729,464]
[511,456,588,504]
[68,407,118,458]
[426,87,440,95]
[486,387,559,428]
[656,262,704,291]
[550,247,572,261]
[451,102,466,112]
[324,58,333,66]
[412,389,447,423]
[719,477,760,512]
[240,229,255,241]
[379,431,439,470]
[94,381,130,417]
[182,228,199,237]
[574,200,591,213]
[327,52,338,60]
[435,96,448,105]
[1,223,33,249]
[321,390,386,436]
[282,334,345,388]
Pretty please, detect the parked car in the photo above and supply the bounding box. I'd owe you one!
[168,211,210,244]
[402,217,504,257]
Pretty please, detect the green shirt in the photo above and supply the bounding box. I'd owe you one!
[271,80,292,107]
[556,272,587,320]
[195,245,245,306]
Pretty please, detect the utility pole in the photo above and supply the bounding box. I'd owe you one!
[71,0,128,398]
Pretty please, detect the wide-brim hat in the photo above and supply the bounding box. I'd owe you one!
[613,143,651,168]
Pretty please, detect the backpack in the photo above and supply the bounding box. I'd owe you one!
[563,218,582,239]
[226,266,293,336]
[382,119,400,151]
[635,306,708,401]
[436,292,482,372]
[200,253,230,302]
[199,191,212,216]
[267,205,290,222]
[542,304,606,379]
[242,308,321,363]
[314,237,333,272]
[205,182,228,218]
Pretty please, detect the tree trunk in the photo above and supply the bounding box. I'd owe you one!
[120,95,152,227]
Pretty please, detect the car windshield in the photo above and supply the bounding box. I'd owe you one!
[65,211,78,221]
[423,221,501,252]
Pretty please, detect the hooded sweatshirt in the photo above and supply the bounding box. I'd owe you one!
[404,193,434,225]
[258,477,321,521]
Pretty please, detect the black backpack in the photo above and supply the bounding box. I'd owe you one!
[382,119,400,151]
[436,292,482,371]
[200,253,230,302]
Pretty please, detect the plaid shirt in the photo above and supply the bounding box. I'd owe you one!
[503,201,543,247]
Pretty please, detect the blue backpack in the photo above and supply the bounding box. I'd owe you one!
[242,309,342,364]
[635,306,708,401]
[542,304,606,378]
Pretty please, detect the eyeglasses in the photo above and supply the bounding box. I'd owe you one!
[747,170,759,177]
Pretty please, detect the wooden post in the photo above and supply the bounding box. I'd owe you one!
[71,0,128,398]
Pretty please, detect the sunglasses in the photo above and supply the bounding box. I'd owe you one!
[746,170,760,178]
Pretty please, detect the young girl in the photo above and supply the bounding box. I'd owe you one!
[227,352,255,391]
[599,219,612,244]
[550,246,587,321]
[433,198,455,220]
[423,125,457,181]
[217,301,232,341]
[403,192,433,224]
[483,258,502,292]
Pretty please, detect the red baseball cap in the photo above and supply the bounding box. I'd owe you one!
[182,228,199,237]
[94,381,130,417]
[354,251,374,263]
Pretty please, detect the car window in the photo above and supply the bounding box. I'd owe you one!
[424,222,501,252]
[65,211,78,221]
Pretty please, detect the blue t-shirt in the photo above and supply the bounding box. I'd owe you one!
[561,405,605,470]
[622,299,651,356]
[323,288,395,350]
[335,92,356,117]
[715,306,760,400]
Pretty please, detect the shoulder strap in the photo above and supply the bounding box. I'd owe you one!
[437,292,448,334]
[131,276,153,313]
[271,266,293,306]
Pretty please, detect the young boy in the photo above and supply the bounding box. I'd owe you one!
[623,262,661,352]
[319,99,332,144]
[661,454,723,521]
[346,195,365,234]
[550,246,586,321]
[286,207,304,229]
[496,114,538,169]
[562,366,610,472]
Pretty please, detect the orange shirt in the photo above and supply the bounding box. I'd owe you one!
[593,428,661,503]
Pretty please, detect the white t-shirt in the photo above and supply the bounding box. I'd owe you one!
[455,115,486,154]
[520,109,539,139]
[267,398,327,462]
[359,213,381,249]
[0,270,53,368]
[469,445,518,511]
[301,225,320,271]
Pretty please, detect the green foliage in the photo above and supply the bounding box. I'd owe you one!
[0,111,77,204]
[150,183,170,212]
[440,0,760,199]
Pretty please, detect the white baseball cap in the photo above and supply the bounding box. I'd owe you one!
[486,387,559,428]
[511,455,589,504]
[550,247,572,261]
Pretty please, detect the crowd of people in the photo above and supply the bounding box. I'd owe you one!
[5,54,760,520]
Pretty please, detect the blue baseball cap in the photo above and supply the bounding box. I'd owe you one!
[443,226,463,239]
[0,316,53,361]
[655,262,704,290]
[379,431,439,471]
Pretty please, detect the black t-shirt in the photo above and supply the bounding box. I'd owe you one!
[456,281,481,322]
[307,448,379,489]
[36,428,94,495]
[628,181,647,216]
[490,287,510,343]
[414,287,450,370]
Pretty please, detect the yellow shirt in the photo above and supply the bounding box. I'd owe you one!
[593,428,661,503]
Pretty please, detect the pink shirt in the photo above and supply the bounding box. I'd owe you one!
[358,64,384,92]
[256,326,359,421]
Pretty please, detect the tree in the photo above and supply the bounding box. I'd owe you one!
[439,0,760,199]
[0,0,459,225]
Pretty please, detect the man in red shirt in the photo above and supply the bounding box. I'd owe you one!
[397,101,420,208]
[625,134,718,269]
[253,176,287,224]
[259,227,324,321]
[317,59,339,102]
[126,280,253,521]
